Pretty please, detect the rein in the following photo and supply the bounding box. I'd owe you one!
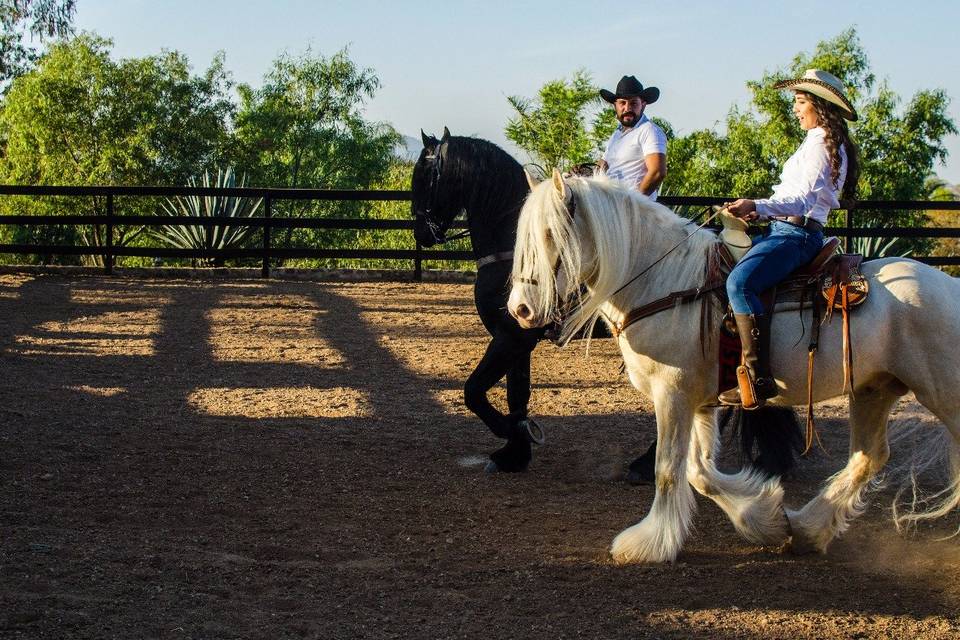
[516,194,723,335]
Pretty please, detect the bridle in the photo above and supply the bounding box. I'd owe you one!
[514,183,721,332]
[415,142,469,245]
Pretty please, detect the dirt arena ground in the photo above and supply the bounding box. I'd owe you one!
[1,271,959,639]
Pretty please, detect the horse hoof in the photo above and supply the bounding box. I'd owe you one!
[484,459,527,474]
[487,437,531,473]
[783,511,822,555]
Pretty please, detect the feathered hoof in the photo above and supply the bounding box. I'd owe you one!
[783,510,827,555]
[609,521,679,564]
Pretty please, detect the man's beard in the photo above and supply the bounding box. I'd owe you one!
[618,111,639,127]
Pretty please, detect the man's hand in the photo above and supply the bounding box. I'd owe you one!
[724,199,758,221]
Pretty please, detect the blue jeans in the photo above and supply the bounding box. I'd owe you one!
[726,220,825,315]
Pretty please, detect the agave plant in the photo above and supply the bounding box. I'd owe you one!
[849,233,912,259]
[151,168,263,266]
[846,210,920,259]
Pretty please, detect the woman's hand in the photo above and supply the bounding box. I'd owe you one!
[724,199,758,221]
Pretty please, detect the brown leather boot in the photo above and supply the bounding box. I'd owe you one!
[718,313,777,409]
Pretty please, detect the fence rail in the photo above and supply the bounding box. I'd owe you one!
[2,185,960,279]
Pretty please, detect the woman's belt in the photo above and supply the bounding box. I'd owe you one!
[769,215,824,233]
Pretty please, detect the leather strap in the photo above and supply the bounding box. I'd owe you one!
[476,250,514,269]
[770,216,824,233]
[610,280,725,337]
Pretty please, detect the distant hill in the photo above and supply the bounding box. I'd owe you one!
[395,135,422,162]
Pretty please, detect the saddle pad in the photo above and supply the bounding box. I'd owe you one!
[718,321,741,396]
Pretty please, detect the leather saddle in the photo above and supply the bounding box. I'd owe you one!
[718,236,868,312]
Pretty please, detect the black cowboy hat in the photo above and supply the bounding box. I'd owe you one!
[599,75,659,105]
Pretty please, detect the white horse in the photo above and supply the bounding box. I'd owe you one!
[507,170,960,563]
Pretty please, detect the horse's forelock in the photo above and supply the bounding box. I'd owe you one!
[512,180,585,323]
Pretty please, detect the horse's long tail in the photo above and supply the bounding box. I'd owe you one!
[727,406,804,478]
[889,422,960,536]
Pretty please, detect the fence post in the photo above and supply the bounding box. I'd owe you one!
[105,193,114,275]
[262,195,272,278]
[414,239,423,282]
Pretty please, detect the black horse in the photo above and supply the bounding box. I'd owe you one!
[412,128,543,472]
[411,128,802,479]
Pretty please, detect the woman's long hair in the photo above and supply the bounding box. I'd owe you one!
[803,91,860,201]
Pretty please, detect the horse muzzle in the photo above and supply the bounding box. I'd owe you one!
[507,289,549,329]
[413,213,444,247]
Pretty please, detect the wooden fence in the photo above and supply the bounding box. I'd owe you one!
[1,185,960,280]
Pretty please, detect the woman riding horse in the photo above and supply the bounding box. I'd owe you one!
[720,69,860,409]
[412,128,798,480]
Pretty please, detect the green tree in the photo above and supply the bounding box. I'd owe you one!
[506,70,614,173]
[1,0,75,83]
[227,47,400,259]
[0,33,235,261]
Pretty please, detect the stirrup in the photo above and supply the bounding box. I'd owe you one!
[718,373,776,409]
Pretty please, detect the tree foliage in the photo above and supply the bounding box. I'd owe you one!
[505,70,613,172]
[227,47,399,257]
[0,33,235,259]
[0,34,234,187]
[1,0,75,82]
[229,47,399,190]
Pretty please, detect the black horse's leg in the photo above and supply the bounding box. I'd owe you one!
[506,350,532,415]
[464,333,537,472]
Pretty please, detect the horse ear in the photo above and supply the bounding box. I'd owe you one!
[524,168,540,191]
[441,126,451,143]
[551,168,568,199]
[421,129,434,147]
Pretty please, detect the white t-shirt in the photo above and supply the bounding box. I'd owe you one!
[755,127,847,225]
[602,114,668,200]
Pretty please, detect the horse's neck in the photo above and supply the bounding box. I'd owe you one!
[592,211,714,320]
[459,180,524,257]
[467,205,520,256]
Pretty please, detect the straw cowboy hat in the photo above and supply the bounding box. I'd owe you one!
[600,75,660,104]
[775,69,858,121]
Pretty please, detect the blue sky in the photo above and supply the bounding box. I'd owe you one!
[75,0,960,184]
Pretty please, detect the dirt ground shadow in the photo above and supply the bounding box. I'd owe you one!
[1,272,958,639]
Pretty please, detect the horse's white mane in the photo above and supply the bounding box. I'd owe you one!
[512,175,717,343]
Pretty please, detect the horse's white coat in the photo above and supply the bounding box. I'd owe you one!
[508,173,960,563]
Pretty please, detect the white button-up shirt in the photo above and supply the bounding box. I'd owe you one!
[755,127,847,225]
[602,115,668,200]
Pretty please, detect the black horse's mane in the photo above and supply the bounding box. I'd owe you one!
[429,135,529,227]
